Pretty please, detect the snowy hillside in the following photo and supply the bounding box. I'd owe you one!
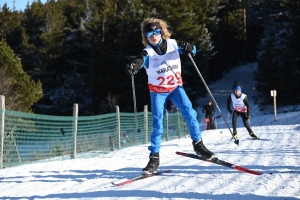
[0,118,299,200]
[0,63,299,200]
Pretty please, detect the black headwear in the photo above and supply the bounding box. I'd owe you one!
[144,22,162,32]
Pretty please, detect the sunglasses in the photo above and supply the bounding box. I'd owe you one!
[146,29,162,38]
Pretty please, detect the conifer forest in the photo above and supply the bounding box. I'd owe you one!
[0,0,299,115]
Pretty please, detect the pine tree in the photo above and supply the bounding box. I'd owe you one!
[255,0,300,106]
[0,40,42,112]
[0,4,23,49]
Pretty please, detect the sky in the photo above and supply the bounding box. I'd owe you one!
[1,0,47,11]
[0,63,299,200]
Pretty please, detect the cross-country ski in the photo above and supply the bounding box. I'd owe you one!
[111,170,172,186]
[176,151,263,175]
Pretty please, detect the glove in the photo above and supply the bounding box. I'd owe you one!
[179,41,195,56]
[246,115,250,120]
[228,109,232,114]
[125,62,138,76]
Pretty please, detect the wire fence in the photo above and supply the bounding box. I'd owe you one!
[0,96,189,169]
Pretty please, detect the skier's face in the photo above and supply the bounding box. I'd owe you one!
[234,90,241,96]
[147,30,162,44]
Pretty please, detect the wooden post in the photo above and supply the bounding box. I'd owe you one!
[270,90,277,121]
[144,105,148,144]
[71,103,78,159]
[116,106,121,150]
[0,95,5,169]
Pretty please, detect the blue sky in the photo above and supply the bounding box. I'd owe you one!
[1,0,47,11]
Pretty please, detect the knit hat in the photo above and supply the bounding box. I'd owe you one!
[144,22,162,32]
[233,86,242,91]
[232,80,242,91]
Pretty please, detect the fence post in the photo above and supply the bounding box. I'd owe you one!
[165,109,169,141]
[71,103,78,159]
[176,108,181,139]
[0,95,5,169]
[144,105,148,144]
[116,106,121,150]
[270,90,277,121]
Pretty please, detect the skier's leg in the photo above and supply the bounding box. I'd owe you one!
[232,111,238,138]
[169,86,215,159]
[209,115,214,129]
[148,92,168,154]
[241,113,258,138]
[169,86,201,141]
[241,113,253,132]
[143,92,167,174]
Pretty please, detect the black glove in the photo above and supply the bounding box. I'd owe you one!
[125,62,138,76]
[179,41,195,56]
[245,115,250,120]
[228,109,232,114]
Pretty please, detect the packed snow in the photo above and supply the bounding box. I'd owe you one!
[0,63,299,200]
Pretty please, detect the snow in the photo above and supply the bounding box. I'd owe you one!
[0,63,299,200]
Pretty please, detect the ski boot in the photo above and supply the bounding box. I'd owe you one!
[192,139,216,160]
[249,132,258,139]
[142,152,159,175]
[231,131,238,139]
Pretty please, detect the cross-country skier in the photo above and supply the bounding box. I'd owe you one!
[202,100,216,130]
[125,18,216,175]
[227,81,258,139]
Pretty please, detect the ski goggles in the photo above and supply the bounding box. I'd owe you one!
[146,29,162,38]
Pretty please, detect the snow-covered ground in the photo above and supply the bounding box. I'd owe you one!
[0,63,299,200]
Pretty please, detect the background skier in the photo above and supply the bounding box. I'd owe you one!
[202,100,216,130]
[227,81,258,139]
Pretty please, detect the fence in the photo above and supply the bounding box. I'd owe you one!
[0,95,189,169]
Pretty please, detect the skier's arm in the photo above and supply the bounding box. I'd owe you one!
[227,95,232,113]
[125,50,149,75]
[243,96,251,117]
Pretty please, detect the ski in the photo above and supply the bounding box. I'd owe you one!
[176,151,262,175]
[111,170,172,186]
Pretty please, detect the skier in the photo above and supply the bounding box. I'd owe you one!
[125,18,216,175]
[202,100,216,130]
[227,81,258,139]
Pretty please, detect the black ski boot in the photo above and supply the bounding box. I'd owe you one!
[231,130,238,139]
[142,152,159,175]
[249,132,258,139]
[192,139,216,160]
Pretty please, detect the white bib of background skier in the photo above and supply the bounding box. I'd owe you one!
[231,93,247,112]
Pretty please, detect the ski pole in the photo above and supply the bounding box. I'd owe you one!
[131,74,141,133]
[220,114,231,134]
[187,53,239,146]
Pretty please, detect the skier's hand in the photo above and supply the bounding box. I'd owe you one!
[228,110,232,114]
[125,62,138,76]
[246,115,250,120]
[179,41,195,56]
